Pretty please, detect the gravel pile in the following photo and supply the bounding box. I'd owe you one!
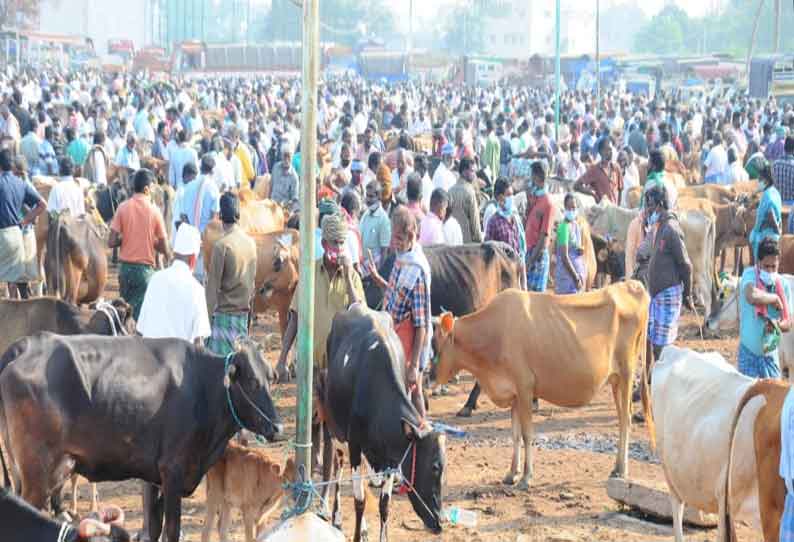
[533,432,659,464]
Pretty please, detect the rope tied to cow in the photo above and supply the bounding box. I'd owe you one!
[94,300,125,337]
[223,352,276,446]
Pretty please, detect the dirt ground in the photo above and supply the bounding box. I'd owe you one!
[62,268,758,542]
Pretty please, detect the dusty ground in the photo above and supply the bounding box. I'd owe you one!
[62,267,758,542]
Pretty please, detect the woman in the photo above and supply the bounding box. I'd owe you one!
[737,236,792,378]
[554,193,586,294]
[750,162,782,260]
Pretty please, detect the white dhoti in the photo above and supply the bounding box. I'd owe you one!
[0,225,25,283]
[17,228,39,282]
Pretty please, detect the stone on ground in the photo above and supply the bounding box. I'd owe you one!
[606,478,717,528]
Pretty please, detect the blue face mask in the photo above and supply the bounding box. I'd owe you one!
[534,187,546,197]
[759,269,778,286]
[648,211,660,225]
[564,209,577,222]
[501,195,514,213]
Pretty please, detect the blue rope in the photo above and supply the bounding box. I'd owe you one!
[225,353,246,431]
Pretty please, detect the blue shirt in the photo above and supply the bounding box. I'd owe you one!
[0,172,42,229]
[174,175,220,233]
[739,267,793,358]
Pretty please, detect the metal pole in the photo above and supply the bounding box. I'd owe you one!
[408,0,413,54]
[555,0,560,142]
[295,0,319,479]
[595,0,600,118]
[774,0,781,53]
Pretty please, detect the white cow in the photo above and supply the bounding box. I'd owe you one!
[652,346,765,542]
[706,273,794,378]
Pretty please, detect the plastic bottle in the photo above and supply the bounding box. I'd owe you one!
[445,506,478,528]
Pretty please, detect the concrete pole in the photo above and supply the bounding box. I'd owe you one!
[773,0,781,53]
[595,0,600,118]
[295,0,319,478]
[408,0,413,54]
[555,0,560,142]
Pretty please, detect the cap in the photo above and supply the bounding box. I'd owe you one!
[173,224,201,256]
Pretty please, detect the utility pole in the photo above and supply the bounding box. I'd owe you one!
[555,0,560,142]
[295,0,319,480]
[773,0,781,53]
[595,0,600,117]
[408,0,413,54]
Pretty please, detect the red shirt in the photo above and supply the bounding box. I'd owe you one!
[524,193,553,249]
[577,162,623,204]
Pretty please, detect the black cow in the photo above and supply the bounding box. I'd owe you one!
[318,304,445,542]
[364,242,522,417]
[0,335,281,542]
[0,487,130,541]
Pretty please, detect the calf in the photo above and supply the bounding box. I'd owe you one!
[652,346,764,542]
[202,443,296,542]
[722,379,791,542]
[0,487,130,542]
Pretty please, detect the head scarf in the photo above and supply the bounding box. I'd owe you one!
[321,212,348,243]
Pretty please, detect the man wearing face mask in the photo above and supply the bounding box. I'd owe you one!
[524,161,552,292]
[276,212,365,463]
[359,180,391,275]
[485,177,526,289]
[574,136,622,205]
[737,236,792,379]
[645,185,693,365]
[365,206,432,419]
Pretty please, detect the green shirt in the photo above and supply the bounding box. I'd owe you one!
[66,138,90,167]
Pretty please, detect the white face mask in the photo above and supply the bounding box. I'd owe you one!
[572,152,580,161]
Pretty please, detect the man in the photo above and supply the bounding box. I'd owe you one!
[271,142,300,211]
[83,131,109,186]
[167,129,198,189]
[19,119,40,171]
[525,162,553,292]
[645,185,693,364]
[275,212,365,465]
[115,132,141,172]
[618,147,640,207]
[174,157,220,281]
[414,154,434,211]
[773,136,794,205]
[419,188,448,246]
[0,149,46,299]
[340,159,365,209]
[557,140,586,181]
[703,131,728,185]
[213,137,242,192]
[0,104,21,147]
[628,120,649,158]
[392,148,413,199]
[365,206,432,418]
[134,222,210,542]
[109,169,170,320]
[432,143,456,192]
[485,177,526,287]
[65,127,90,172]
[575,136,623,204]
[359,180,391,274]
[231,128,255,187]
[137,223,211,343]
[47,157,85,218]
[730,111,748,162]
[481,119,501,180]
[205,192,257,356]
[737,236,792,378]
[448,157,482,243]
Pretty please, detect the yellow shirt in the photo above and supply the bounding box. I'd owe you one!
[235,144,255,184]
[291,260,365,369]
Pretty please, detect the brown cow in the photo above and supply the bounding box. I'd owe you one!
[44,211,108,305]
[678,184,736,205]
[237,189,286,234]
[722,379,791,542]
[433,281,652,486]
[203,225,299,334]
[201,442,296,542]
[779,236,794,275]
[677,197,748,260]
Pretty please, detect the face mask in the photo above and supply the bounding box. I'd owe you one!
[341,159,351,168]
[501,195,514,213]
[564,209,577,222]
[324,245,341,265]
[572,152,580,161]
[648,211,660,225]
[759,269,778,286]
[534,187,546,197]
[368,201,380,211]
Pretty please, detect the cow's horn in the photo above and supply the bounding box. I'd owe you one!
[78,519,111,538]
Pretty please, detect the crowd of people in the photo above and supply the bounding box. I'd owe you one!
[1,65,794,480]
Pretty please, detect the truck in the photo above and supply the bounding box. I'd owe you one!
[750,55,794,107]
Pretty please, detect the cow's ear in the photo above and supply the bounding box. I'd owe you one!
[440,312,455,334]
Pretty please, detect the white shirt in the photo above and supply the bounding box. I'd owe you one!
[136,260,211,342]
[91,148,107,186]
[432,162,456,192]
[704,144,728,181]
[421,173,433,211]
[443,217,463,246]
[728,161,749,184]
[212,152,236,191]
[47,177,85,217]
[620,163,641,207]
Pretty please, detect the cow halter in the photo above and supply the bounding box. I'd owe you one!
[95,301,126,336]
[397,441,417,496]
[224,352,277,432]
[56,523,73,542]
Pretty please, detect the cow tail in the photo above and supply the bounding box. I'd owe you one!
[720,380,770,542]
[0,430,8,490]
[639,312,656,451]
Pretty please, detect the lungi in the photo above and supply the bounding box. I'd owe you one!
[17,228,39,282]
[648,284,683,347]
[737,343,781,379]
[782,492,794,542]
[119,262,154,321]
[526,247,550,293]
[207,311,249,356]
[0,225,25,282]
